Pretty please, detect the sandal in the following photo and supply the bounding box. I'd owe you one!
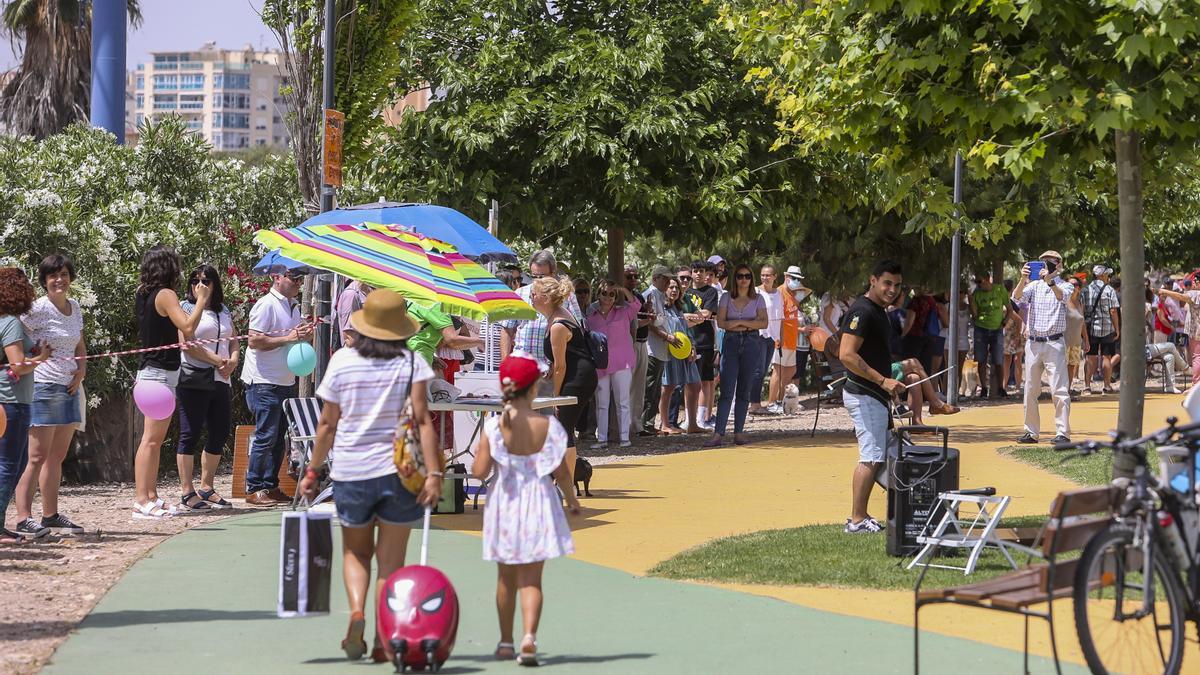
[702,434,725,448]
[198,488,233,510]
[131,500,175,520]
[930,404,960,416]
[517,634,539,667]
[0,527,27,545]
[342,612,367,661]
[494,642,516,660]
[179,491,211,512]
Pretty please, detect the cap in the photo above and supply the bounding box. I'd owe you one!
[785,265,805,279]
[1092,264,1112,277]
[650,264,672,279]
[707,255,726,265]
[499,353,543,392]
[1039,250,1063,262]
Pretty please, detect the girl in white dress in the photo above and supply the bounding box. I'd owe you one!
[473,352,580,666]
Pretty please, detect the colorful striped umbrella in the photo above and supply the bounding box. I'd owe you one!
[255,222,535,321]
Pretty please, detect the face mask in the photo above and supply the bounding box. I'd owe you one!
[786,278,803,291]
[794,289,810,303]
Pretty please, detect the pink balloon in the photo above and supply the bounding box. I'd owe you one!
[133,381,176,420]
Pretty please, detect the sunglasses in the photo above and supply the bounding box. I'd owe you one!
[735,273,753,280]
[624,272,639,279]
[190,278,213,286]
[530,273,548,280]
[678,276,692,282]
[285,274,305,282]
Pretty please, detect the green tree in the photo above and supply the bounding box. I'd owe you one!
[349,0,812,281]
[0,0,142,138]
[263,0,413,210]
[725,0,1200,454]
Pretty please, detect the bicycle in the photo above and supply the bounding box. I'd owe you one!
[1055,417,1200,674]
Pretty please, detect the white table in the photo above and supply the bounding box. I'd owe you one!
[428,396,577,509]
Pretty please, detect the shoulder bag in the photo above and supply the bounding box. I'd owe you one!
[394,352,444,495]
[177,310,221,391]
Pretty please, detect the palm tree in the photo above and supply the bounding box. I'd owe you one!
[1,0,141,139]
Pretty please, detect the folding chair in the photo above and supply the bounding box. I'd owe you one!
[284,397,332,507]
[906,489,1037,575]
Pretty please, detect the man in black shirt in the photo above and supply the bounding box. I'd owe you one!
[689,260,720,428]
[839,260,906,533]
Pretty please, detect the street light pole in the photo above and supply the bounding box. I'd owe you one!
[90,0,127,144]
[308,0,337,392]
[947,151,964,405]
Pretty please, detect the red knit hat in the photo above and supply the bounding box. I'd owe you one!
[499,353,542,392]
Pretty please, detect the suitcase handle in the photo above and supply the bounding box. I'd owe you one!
[420,505,432,566]
[897,425,950,461]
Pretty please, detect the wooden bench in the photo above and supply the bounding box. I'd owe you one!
[913,485,1117,674]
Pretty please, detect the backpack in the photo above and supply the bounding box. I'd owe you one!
[585,328,609,370]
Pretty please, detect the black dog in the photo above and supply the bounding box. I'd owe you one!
[574,457,593,497]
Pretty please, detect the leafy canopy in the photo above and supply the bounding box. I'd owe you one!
[722,0,1200,246]
[348,0,814,269]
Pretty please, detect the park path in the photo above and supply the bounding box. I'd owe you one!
[44,391,1192,673]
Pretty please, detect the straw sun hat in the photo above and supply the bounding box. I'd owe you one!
[349,288,419,340]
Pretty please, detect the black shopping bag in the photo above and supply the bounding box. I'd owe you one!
[277,509,333,617]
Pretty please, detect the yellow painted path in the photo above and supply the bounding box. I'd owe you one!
[439,392,1195,670]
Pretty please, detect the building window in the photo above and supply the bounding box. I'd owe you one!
[135,75,144,90]
[135,113,144,126]
[179,74,205,90]
[152,96,177,110]
[218,93,249,109]
[152,75,177,90]
[186,118,203,130]
[153,53,179,70]
[256,138,267,146]
[213,73,250,90]
[135,94,144,109]
[179,94,204,110]
[215,112,250,129]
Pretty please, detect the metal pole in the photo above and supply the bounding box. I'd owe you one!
[319,0,336,214]
[309,0,337,393]
[947,151,964,405]
[90,0,127,144]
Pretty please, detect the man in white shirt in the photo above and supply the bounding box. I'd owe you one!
[242,271,313,505]
[1013,250,1074,444]
[750,265,783,415]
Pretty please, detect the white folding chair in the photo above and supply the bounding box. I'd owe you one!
[284,397,332,507]
[906,490,1037,575]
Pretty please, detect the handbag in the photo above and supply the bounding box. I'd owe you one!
[177,309,221,391]
[394,352,444,495]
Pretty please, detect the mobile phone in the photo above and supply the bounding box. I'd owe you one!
[1026,261,1045,279]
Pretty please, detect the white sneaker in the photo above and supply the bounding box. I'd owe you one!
[766,403,784,415]
[844,517,885,534]
[1168,387,1183,394]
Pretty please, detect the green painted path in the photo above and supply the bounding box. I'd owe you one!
[45,512,1082,674]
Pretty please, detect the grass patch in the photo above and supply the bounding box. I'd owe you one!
[997,444,1113,486]
[650,516,1048,591]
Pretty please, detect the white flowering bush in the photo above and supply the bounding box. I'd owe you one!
[0,117,305,401]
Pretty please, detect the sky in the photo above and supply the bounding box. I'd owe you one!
[1,0,271,71]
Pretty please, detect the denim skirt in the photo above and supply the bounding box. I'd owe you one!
[31,382,82,427]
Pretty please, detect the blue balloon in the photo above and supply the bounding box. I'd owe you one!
[287,342,317,377]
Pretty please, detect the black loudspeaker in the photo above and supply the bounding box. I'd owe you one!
[886,426,960,557]
[434,463,467,515]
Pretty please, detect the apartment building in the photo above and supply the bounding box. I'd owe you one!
[131,42,290,150]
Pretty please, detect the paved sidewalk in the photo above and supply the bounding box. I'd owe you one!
[44,512,1076,674]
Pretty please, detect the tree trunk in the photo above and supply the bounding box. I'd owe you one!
[62,396,136,483]
[607,225,625,283]
[1114,128,1145,480]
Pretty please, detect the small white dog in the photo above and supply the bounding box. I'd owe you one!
[782,383,801,415]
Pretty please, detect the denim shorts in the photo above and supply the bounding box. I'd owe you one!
[333,473,421,528]
[844,389,897,464]
[31,382,82,427]
[136,366,180,391]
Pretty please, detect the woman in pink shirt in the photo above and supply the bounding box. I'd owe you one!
[585,280,641,448]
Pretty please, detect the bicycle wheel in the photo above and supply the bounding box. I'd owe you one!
[1074,524,1187,674]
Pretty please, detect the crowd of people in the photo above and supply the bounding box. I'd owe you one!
[2,242,1198,660]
